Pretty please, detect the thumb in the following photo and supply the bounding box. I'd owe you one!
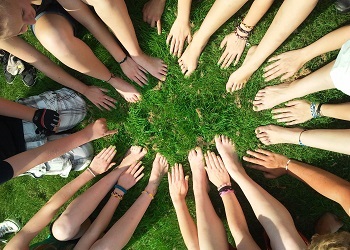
[107,162,116,171]
[157,20,161,35]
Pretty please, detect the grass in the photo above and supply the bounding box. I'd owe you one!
[1,0,350,248]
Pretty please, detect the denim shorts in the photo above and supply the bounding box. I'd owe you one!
[30,0,77,35]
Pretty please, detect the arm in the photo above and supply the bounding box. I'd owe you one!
[168,164,199,250]
[166,0,192,57]
[0,37,116,109]
[4,146,119,250]
[320,102,350,121]
[218,0,274,68]
[0,98,36,121]
[204,152,259,250]
[142,0,166,35]
[264,25,350,81]
[244,149,350,216]
[5,118,117,178]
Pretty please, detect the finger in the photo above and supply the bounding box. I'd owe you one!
[130,162,142,175]
[166,34,172,45]
[187,33,192,44]
[168,172,172,185]
[285,120,301,125]
[244,162,268,172]
[99,102,112,111]
[210,152,221,169]
[170,37,176,55]
[104,129,118,136]
[135,172,145,182]
[265,70,284,82]
[233,51,242,67]
[157,20,161,35]
[218,51,228,66]
[220,37,227,49]
[255,148,272,156]
[173,39,179,57]
[96,147,107,157]
[272,112,292,120]
[98,87,110,93]
[245,150,267,161]
[216,156,226,171]
[268,55,281,62]
[275,116,295,123]
[285,100,302,107]
[271,107,290,114]
[177,40,184,58]
[134,165,145,177]
[94,102,103,111]
[104,145,117,159]
[221,53,233,69]
[174,163,179,181]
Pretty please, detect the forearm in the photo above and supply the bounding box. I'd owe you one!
[320,102,350,121]
[242,0,274,26]
[221,193,259,250]
[0,98,35,121]
[287,160,350,215]
[177,0,192,22]
[6,128,92,176]
[5,171,92,249]
[173,199,199,250]
[301,25,350,62]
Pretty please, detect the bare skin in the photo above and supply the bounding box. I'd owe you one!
[255,125,304,145]
[315,213,344,235]
[108,76,141,103]
[118,146,148,170]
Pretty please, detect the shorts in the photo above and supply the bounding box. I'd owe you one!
[31,0,78,35]
[330,40,350,96]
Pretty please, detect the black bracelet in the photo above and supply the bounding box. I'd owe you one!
[218,185,233,194]
[118,56,128,64]
[237,25,250,35]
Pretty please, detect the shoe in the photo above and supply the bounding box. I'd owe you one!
[20,64,37,87]
[0,50,16,84]
[0,219,21,240]
[335,0,350,13]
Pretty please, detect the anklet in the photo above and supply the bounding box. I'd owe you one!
[111,190,123,200]
[114,184,127,194]
[86,167,96,177]
[284,159,291,171]
[142,190,154,200]
[105,73,115,83]
[118,56,128,64]
[316,103,323,117]
[310,102,321,118]
[298,130,306,146]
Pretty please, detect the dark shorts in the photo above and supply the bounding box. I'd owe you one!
[30,0,77,35]
[0,161,14,184]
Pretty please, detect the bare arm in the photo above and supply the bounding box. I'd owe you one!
[168,164,199,250]
[5,118,117,177]
[0,98,36,121]
[320,102,350,121]
[244,149,350,216]
[242,0,275,27]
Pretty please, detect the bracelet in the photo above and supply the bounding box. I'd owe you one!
[114,184,127,194]
[284,159,291,171]
[86,167,96,177]
[142,190,154,200]
[219,189,234,196]
[218,185,234,196]
[237,25,250,35]
[310,102,321,119]
[316,103,323,117]
[234,29,248,41]
[111,190,123,200]
[217,183,231,191]
[118,56,128,64]
[298,130,306,146]
[241,22,254,30]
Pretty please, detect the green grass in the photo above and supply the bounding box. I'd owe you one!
[1,0,350,249]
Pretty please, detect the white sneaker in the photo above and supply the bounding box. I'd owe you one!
[0,219,21,242]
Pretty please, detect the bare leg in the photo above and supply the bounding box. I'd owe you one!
[188,148,229,250]
[253,61,335,111]
[35,14,141,103]
[83,0,168,81]
[178,0,248,76]
[215,135,306,249]
[226,0,318,92]
[314,213,344,235]
[255,125,350,155]
[51,146,147,240]
[90,153,169,250]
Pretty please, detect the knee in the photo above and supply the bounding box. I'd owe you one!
[51,218,77,241]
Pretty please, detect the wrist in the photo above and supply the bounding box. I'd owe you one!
[171,196,186,205]
[176,14,190,23]
[299,47,313,63]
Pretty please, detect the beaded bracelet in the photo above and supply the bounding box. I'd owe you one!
[284,159,291,171]
[142,190,154,200]
[234,29,248,41]
[111,190,123,200]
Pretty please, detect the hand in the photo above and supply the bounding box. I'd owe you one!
[264,49,307,81]
[32,108,60,135]
[204,151,231,188]
[166,18,192,57]
[168,163,189,203]
[119,56,148,87]
[89,145,117,175]
[142,0,166,35]
[117,161,145,190]
[83,86,117,111]
[243,149,289,179]
[271,100,312,125]
[83,118,118,141]
[218,32,246,69]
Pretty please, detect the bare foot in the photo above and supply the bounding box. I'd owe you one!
[255,125,304,145]
[131,53,167,81]
[178,34,207,77]
[225,46,258,93]
[314,212,344,235]
[118,146,148,169]
[145,153,169,195]
[188,147,209,193]
[214,135,243,177]
[253,82,295,111]
[108,77,141,103]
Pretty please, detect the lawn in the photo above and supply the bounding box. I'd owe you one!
[1,0,350,249]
